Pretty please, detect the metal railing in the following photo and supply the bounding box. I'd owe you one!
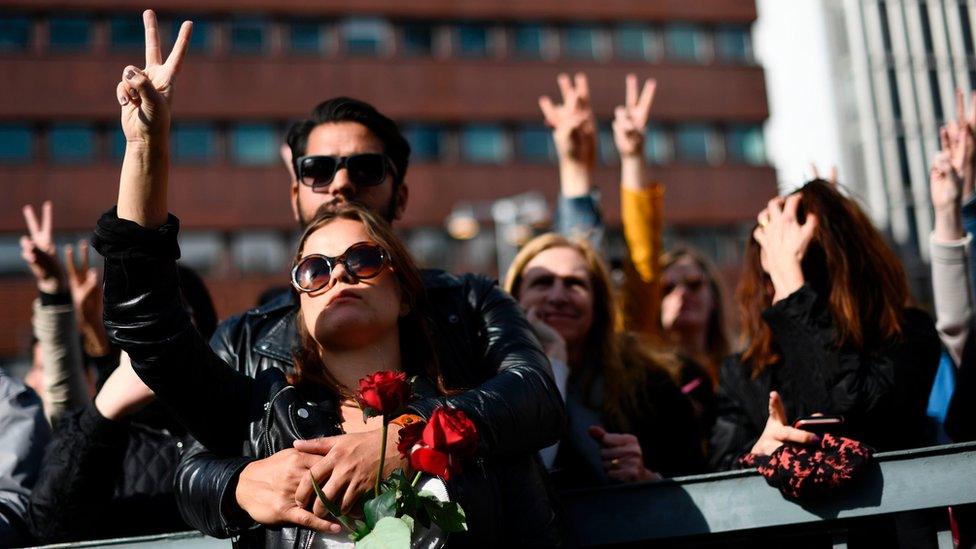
[34,441,976,548]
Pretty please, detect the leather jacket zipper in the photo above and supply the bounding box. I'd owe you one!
[263,384,295,456]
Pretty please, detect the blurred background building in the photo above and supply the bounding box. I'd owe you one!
[0,0,775,364]
[756,0,976,297]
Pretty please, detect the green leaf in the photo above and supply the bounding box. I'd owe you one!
[420,496,467,533]
[350,519,370,542]
[309,472,356,533]
[364,489,397,529]
[355,517,411,549]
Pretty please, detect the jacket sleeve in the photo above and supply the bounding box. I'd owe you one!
[174,438,255,539]
[408,279,566,456]
[554,192,605,250]
[762,285,941,449]
[621,185,664,337]
[708,356,763,471]
[171,319,258,539]
[930,232,974,367]
[26,403,127,544]
[0,373,50,548]
[92,207,256,457]
[31,295,89,426]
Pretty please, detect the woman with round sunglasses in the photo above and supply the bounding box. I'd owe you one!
[91,11,561,547]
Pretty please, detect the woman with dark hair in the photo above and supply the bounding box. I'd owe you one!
[710,179,941,471]
[505,233,705,487]
[88,12,559,547]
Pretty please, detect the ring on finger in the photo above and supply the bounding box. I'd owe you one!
[611,458,620,467]
[758,212,770,228]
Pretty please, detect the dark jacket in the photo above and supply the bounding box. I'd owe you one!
[93,209,566,547]
[27,401,189,544]
[709,285,941,471]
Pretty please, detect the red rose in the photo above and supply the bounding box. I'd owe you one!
[396,420,425,459]
[356,371,410,417]
[423,408,479,457]
[408,407,479,481]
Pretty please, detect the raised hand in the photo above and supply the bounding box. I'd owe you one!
[753,194,818,303]
[931,127,965,242]
[947,89,976,202]
[809,163,839,187]
[612,74,656,159]
[539,72,597,173]
[115,10,192,142]
[20,201,64,294]
[65,240,110,357]
[750,391,819,456]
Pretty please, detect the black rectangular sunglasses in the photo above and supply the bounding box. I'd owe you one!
[294,154,397,189]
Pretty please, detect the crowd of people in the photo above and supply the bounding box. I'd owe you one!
[1,9,974,548]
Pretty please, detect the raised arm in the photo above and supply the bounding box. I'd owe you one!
[613,75,664,336]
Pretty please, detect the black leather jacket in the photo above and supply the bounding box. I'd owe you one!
[93,209,566,547]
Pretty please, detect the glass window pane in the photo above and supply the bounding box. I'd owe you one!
[108,128,126,160]
[231,19,266,54]
[343,18,389,56]
[0,124,33,162]
[172,16,209,52]
[666,23,703,62]
[49,16,91,51]
[675,124,711,162]
[565,25,600,59]
[456,23,489,57]
[49,124,95,164]
[727,125,765,165]
[110,15,143,50]
[598,126,617,166]
[644,125,671,164]
[403,124,442,162]
[0,15,31,52]
[514,24,544,58]
[615,24,650,60]
[173,123,217,164]
[716,26,752,62]
[402,22,433,56]
[230,123,277,165]
[460,124,508,163]
[516,124,553,163]
[289,21,321,53]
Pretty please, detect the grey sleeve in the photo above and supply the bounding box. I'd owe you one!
[930,232,975,367]
[555,192,605,250]
[0,371,51,547]
[31,299,89,426]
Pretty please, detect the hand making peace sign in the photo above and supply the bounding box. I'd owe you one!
[115,10,192,142]
[612,74,656,159]
[538,72,597,169]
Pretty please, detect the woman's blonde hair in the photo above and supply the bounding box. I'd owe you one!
[504,233,677,430]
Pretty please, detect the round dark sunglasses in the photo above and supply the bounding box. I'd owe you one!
[291,242,389,293]
[294,154,397,190]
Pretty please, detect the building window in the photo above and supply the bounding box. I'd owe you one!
[675,124,712,163]
[230,123,277,165]
[516,124,554,163]
[715,26,752,62]
[342,18,390,56]
[178,232,224,274]
[49,124,96,164]
[232,231,289,274]
[665,23,704,62]
[0,14,31,51]
[726,125,765,165]
[598,125,617,165]
[173,123,217,164]
[109,14,143,50]
[644,125,672,164]
[231,18,267,54]
[172,16,209,52]
[49,16,92,51]
[402,22,434,56]
[289,21,322,53]
[403,124,443,162]
[460,124,508,163]
[615,24,654,60]
[456,23,490,57]
[564,25,602,59]
[513,24,545,58]
[109,128,126,160]
[0,124,32,163]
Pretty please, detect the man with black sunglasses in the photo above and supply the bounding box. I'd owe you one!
[172,93,566,544]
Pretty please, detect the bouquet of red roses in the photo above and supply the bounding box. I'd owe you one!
[310,371,476,547]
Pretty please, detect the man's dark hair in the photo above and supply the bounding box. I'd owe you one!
[286,97,411,186]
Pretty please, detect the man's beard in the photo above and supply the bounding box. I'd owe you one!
[296,190,398,229]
